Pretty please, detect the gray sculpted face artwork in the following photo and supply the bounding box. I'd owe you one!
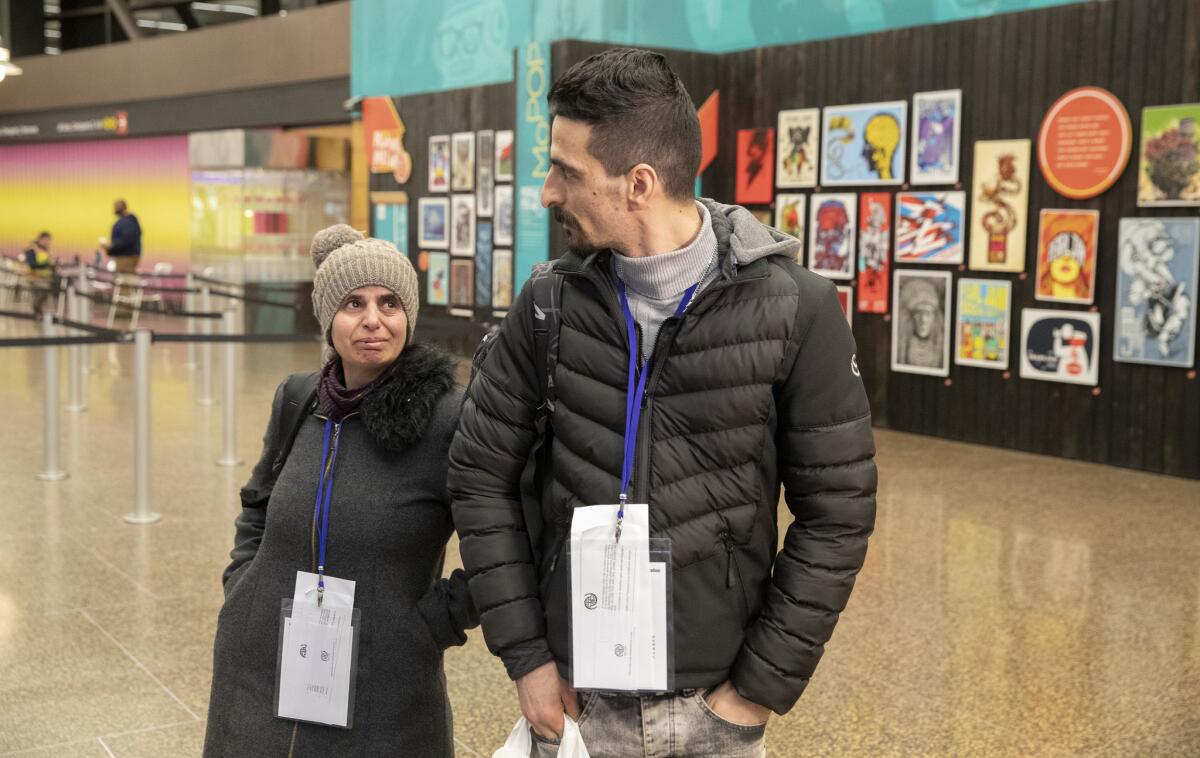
[898,276,946,369]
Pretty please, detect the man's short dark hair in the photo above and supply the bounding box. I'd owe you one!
[548,48,700,201]
[37,231,51,239]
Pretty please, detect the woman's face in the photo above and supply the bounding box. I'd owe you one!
[331,285,408,385]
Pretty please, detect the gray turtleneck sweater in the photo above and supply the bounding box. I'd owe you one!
[611,201,720,366]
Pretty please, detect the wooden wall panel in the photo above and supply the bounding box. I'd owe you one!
[715,0,1200,479]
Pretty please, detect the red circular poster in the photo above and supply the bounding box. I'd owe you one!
[1038,86,1132,199]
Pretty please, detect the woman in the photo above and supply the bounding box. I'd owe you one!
[205,225,476,757]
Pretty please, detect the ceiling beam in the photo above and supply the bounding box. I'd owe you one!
[105,0,145,39]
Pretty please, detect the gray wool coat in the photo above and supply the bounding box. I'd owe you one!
[204,344,476,758]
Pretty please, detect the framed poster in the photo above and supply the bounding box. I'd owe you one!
[891,269,952,377]
[451,132,475,191]
[821,101,907,186]
[857,193,891,313]
[808,193,856,280]
[372,198,408,255]
[776,108,819,188]
[492,249,514,309]
[494,185,514,246]
[417,197,449,249]
[476,221,493,307]
[1020,309,1101,386]
[895,191,966,264]
[968,139,1031,272]
[428,135,450,193]
[911,89,962,185]
[450,259,474,308]
[477,130,495,217]
[1035,209,1100,304]
[736,128,775,204]
[1114,217,1199,367]
[774,193,806,247]
[955,278,1012,370]
[1137,103,1200,207]
[450,195,476,256]
[495,129,515,182]
[836,285,854,328]
[426,252,449,306]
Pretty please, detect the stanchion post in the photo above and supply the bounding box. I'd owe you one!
[124,329,161,524]
[216,310,243,467]
[65,288,87,412]
[184,272,197,369]
[76,264,92,377]
[36,311,68,481]
[197,285,214,406]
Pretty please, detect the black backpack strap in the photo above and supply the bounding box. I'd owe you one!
[521,261,563,569]
[271,371,319,479]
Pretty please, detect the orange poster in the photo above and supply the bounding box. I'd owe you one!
[1035,209,1100,305]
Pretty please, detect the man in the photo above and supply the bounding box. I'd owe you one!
[449,48,876,757]
[102,199,142,273]
[23,231,55,314]
[101,199,142,316]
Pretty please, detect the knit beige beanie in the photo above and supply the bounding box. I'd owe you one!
[310,224,419,342]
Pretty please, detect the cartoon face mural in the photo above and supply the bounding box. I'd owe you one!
[863,113,901,180]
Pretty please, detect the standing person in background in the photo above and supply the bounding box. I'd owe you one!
[23,231,55,314]
[101,199,141,316]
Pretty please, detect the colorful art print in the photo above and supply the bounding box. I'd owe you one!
[1137,103,1200,207]
[451,132,475,191]
[968,139,1031,272]
[1019,309,1101,386]
[821,101,907,186]
[417,197,449,249]
[450,194,476,255]
[857,193,890,313]
[808,193,856,280]
[1035,209,1100,304]
[476,221,493,306]
[836,286,854,328]
[891,269,951,377]
[911,90,962,185]
[426,252,449,305]
[477,130,495,217]
[776,109,819,188]
[895,191,966,264]
[774,194,806,242]
[955,278,1012,370]
[495,130,515,182]
[494,185,514,246]
[450,259,474,307]
[428,135,450,193]
[735,128,775,204]
[492,249,514,309]
[1114,217,1199,367]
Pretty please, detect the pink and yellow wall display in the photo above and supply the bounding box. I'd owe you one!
[0,136,191,269]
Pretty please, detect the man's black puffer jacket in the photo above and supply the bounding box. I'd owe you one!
[449,198,877,715]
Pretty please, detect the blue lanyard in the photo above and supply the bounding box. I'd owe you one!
[312,419,342,604]
[616,279,698,540]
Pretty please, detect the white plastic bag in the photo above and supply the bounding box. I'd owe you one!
[492,715,590,758]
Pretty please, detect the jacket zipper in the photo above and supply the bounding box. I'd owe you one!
[721,531,749,620]
[559,264,769,506]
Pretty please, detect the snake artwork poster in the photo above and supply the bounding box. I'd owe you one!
[1114,217,1199,367]
[969,139,1031,272]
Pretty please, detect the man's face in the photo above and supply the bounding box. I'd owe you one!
[911,304,936,338]
[540,117,629,256]
[114,201,126,216]
[38,234,51,250]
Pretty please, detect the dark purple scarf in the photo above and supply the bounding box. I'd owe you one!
[315,357,393,423]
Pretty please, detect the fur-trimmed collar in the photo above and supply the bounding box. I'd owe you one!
[357,343,457,453]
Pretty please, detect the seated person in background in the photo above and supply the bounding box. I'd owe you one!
[23,231,55,314]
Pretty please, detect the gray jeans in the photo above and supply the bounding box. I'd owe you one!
[531,689,767,758]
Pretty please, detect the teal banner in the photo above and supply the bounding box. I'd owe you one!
[514,40,551,294]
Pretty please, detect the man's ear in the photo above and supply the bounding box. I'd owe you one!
[627,164,659,210]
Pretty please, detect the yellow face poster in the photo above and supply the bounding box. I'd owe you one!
[1035,209,1100,305]
[969,139,1031,272]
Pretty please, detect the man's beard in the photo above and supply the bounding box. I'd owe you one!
[554,207,609,256]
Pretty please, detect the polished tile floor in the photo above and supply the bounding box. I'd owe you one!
[1,315,1198,756]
